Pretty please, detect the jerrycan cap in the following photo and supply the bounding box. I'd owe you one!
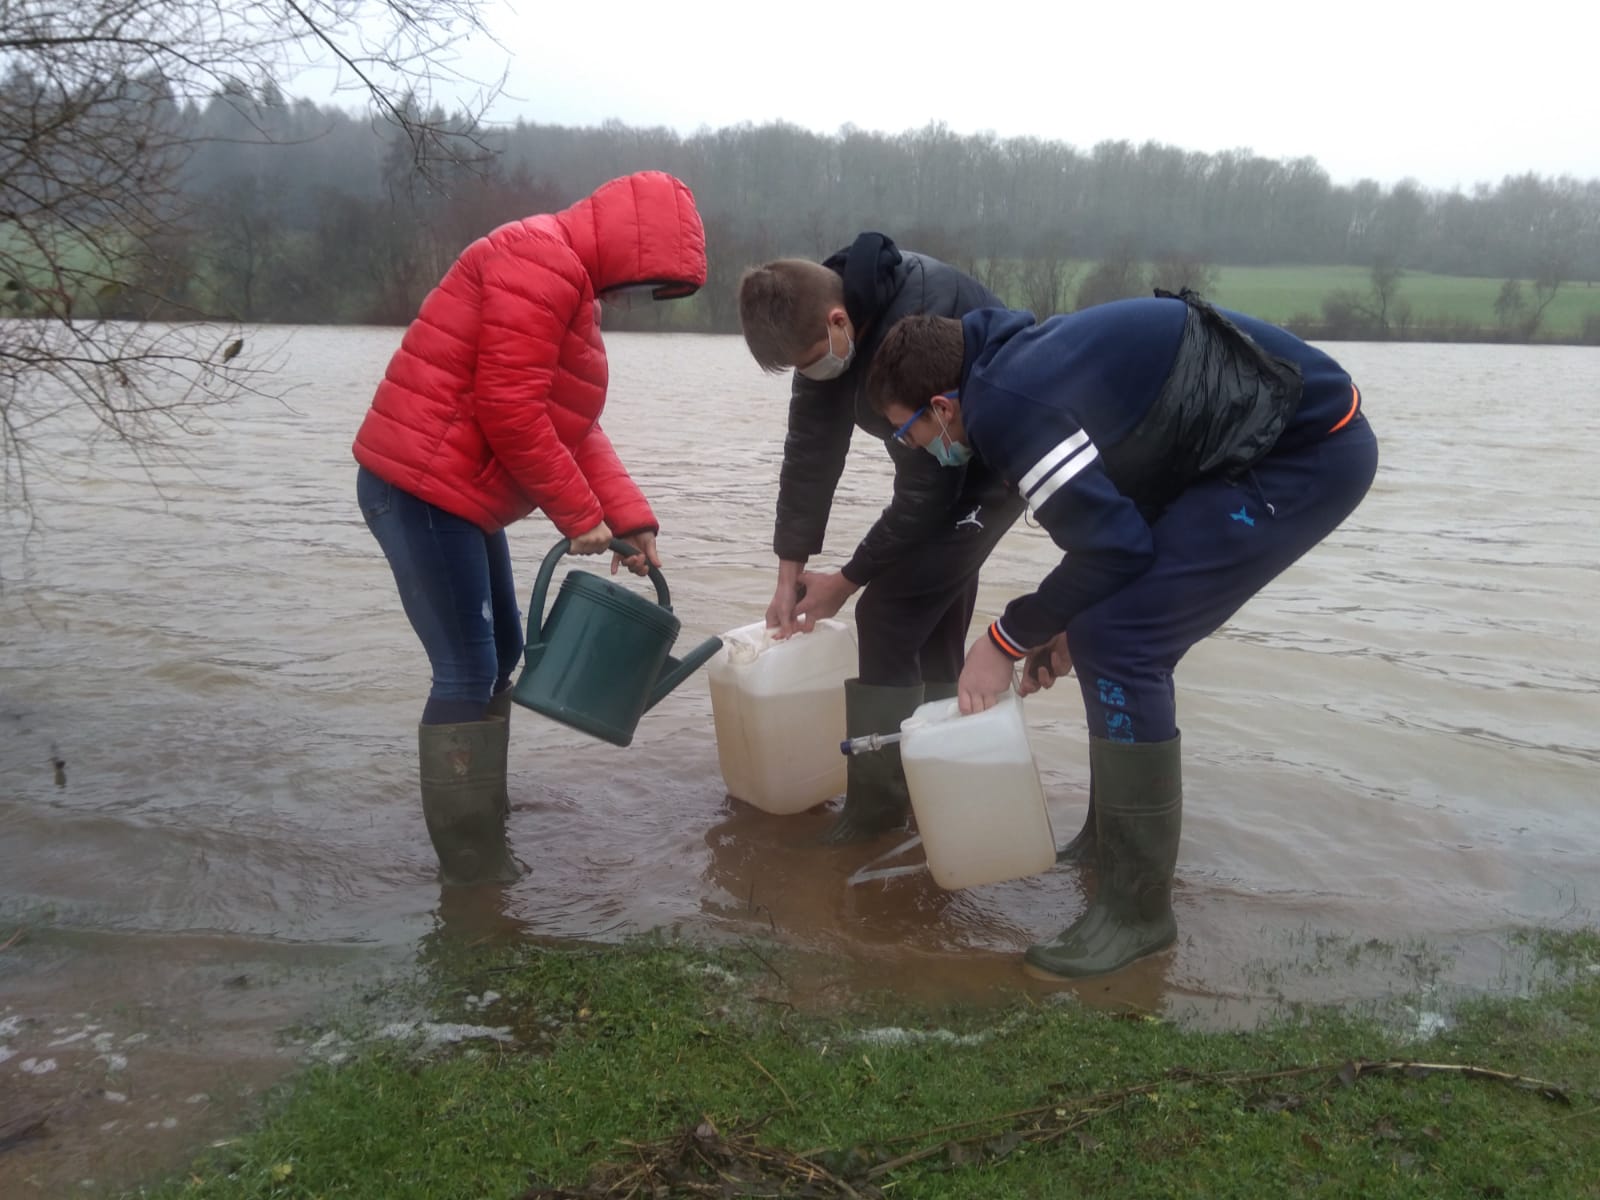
[717,617,852,666]
[717,621,776,665]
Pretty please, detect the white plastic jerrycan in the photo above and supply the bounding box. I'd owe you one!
[706,619,857,815]
[900,689,1056,890]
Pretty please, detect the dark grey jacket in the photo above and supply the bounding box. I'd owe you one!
[773,234,1001,584]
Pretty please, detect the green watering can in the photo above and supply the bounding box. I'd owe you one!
[511,538,723,747]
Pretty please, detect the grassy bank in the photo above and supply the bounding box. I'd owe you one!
[129,930,1600,1199]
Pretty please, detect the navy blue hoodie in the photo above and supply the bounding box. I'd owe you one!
[960,298,1358,649]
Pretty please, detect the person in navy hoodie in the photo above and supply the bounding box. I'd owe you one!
[864,291,1378,979]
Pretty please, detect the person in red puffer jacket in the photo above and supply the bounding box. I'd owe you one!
[353,170,706,886]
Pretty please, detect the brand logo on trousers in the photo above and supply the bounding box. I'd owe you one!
[955,506,984,531]
[1229,505,1256,527]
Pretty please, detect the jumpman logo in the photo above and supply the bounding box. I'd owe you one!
[955,506,984,531]
[1229,505,1255,527]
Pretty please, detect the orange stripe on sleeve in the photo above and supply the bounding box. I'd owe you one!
[1328,384,1361,434]
[987,621,1027,660]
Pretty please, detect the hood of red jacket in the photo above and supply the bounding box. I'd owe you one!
[557,171,707,300]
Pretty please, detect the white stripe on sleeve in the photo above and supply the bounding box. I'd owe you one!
[1027,443,1101,513]
[1017,430,1091,494]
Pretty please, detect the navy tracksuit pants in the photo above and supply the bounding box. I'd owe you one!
[1067,416,1379,744]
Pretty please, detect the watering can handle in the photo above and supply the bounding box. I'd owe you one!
[525,538,672,647]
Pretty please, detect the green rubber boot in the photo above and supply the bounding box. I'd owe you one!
[923,680,959,703]
[821,679,925,844]
[1025,734,1181,979]
[418,718,520,886]
[485,687,513,818]
[1055,778,1096,865]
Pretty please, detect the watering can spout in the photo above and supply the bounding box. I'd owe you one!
[647,635,723,712]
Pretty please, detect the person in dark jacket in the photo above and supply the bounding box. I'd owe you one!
[737,234,1026,842]
[866,291,1379,978]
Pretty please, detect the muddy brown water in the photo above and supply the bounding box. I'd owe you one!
[3,329,1597,1193]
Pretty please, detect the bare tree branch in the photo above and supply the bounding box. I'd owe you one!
[0,0,502,516]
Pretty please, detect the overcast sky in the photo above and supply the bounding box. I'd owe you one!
[302,0,1599,191]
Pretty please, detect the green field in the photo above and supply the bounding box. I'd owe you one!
[627,259,1600,342]
[9,215,1600,340]
[1206,264,1600,339]
[964,260,1600,341]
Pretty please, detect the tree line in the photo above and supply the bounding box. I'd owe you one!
[12,84,1597,338]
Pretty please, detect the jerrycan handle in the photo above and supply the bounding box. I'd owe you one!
[525,537,672,649]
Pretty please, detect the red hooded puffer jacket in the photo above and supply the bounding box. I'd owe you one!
[353,171,706,536]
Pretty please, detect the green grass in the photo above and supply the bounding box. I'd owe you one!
[1208,265,1600,338]
[128,931,1600,1199]
[971,257,1600,339]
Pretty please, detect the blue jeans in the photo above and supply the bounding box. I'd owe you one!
[1068,418,1380,744]
[357,467,524,724]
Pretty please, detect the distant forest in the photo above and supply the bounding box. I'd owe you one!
[64,85,1600,339]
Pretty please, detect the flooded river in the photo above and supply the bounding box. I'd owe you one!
[2,329,1597,1192]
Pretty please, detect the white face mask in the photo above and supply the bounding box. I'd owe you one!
[796,322,855,381]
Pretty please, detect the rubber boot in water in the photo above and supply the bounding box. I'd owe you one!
[821,679,925,844]
[1025,733,1181,979]
[1055,777,1096,865]
[485,687,513,818]
[418,718,520,886]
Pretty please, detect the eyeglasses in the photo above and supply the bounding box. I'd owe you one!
[892,391,958,446]
[892,405,928,447]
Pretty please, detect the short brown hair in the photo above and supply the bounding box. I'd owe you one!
[737,259,845,372]
[866,315,967,417]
